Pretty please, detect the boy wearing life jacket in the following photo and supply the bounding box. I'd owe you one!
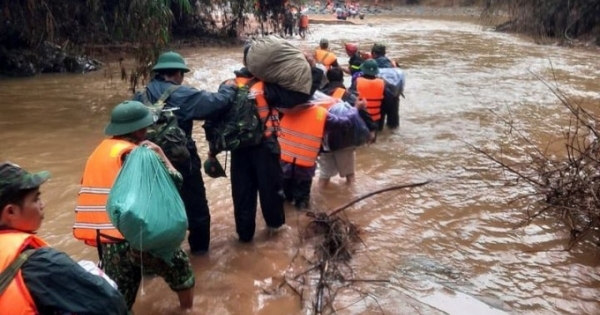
[279,57,357,208]
[0,162,127,315]
[318,68,377,187]
[351,59,396,131]
[74,101,196,310]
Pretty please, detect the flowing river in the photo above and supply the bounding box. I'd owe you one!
[1,15,600,315]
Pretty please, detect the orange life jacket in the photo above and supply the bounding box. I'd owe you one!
[356,77,385,121]
[279,106,327,167]
[330,87,346,100]
[234,76,280,138]
[0,231,48,315]
[314,49,337,70]
[73,138,136,246]
[300,15,309,27]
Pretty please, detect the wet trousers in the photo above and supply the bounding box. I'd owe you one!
[379,97,400,130]
[283,177,312,206]
[174,153,211,253]
[284,23,294,36]
[231,143,285,242]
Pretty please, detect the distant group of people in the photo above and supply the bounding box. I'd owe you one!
[283,7,310,39]
[0,36,402,314]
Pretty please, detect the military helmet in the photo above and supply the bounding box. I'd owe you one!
[360,59,379,76]
[152,51,190,73]
[104,101,154,136]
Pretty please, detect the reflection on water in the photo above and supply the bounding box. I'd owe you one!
[1,16,600,315]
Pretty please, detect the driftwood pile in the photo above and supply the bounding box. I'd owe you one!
[268,182,430,314]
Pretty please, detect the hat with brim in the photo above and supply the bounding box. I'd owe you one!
[203,157,227,178]
[152,62,190,73]
[360,60,379,76]
[152,51,190,73]
[104,101,155,136]
[0,162,50,203]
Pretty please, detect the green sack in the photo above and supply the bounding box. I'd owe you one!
[107,146,187,263]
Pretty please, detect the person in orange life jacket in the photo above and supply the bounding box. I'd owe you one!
[350,59,397,132]
[74,101,195,310]
[0,162,127,315]
[279,61,354,209]
[209,46,287,243]
[370,43,400,129]
[314,38,340,71]
[298,14,309,39]
[318,68,376,188]
[132,51,237,256]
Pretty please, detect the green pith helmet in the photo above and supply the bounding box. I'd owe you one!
[360,59,379,76]
[104,101,154,136]
[152,51,190,73]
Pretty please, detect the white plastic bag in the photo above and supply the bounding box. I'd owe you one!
[78,260,118,289]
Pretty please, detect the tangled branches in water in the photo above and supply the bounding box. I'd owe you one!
[270,182,429,314]
[472,76,600,249]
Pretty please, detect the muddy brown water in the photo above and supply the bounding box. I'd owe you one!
[2,16,600,315]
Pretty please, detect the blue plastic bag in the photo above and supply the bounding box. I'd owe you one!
[378,68,406,97]
[327,100,370,151]
[107,146,187,264]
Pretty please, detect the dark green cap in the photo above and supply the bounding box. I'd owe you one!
[371,43,386,55]
[104,101,154,136]
[319,38,329,47]
[0,162,50,206]
[360,59,379,76]
[152,51,190,73]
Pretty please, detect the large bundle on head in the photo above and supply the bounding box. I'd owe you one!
[246,36,312,95]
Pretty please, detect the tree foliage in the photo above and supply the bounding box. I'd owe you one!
[483,0,600,43]
[0,0,288,81]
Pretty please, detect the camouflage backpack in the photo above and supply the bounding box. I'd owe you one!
[203,79,264,154]
[140,85,190,163]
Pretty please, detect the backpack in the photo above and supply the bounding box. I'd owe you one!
[203,79,264,154]
[378,68,405,98]
[140,85,190,164]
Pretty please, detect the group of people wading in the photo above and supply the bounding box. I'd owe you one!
[0,37,402,314]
